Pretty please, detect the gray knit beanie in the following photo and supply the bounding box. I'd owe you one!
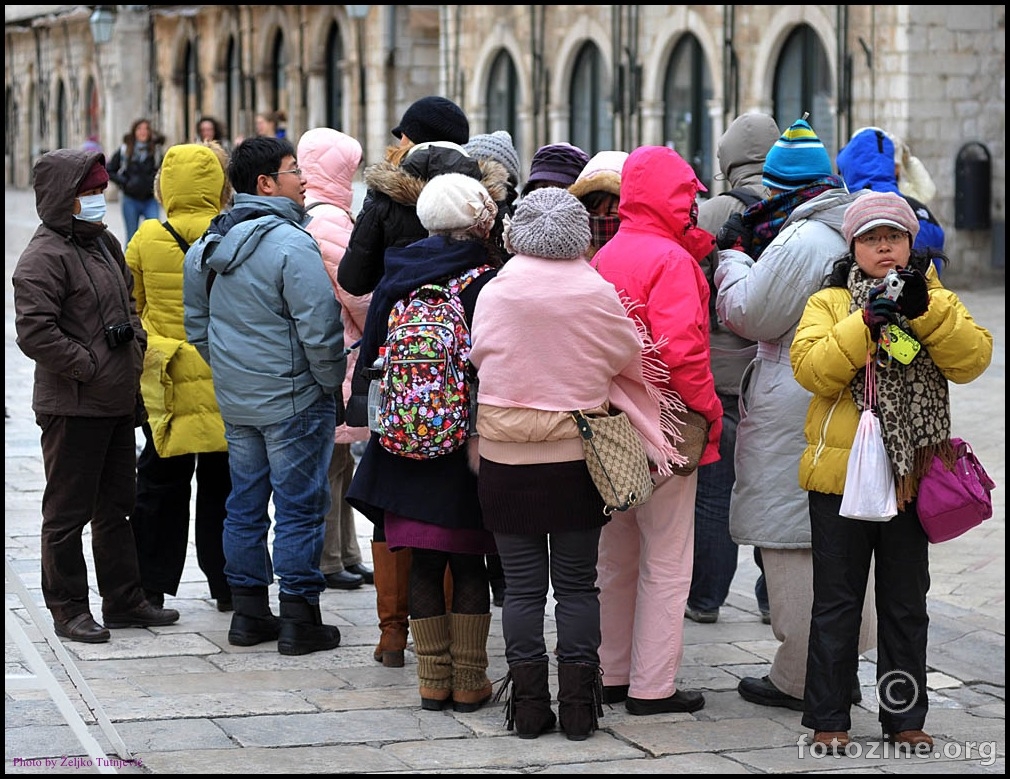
[505,187,590,260]
[464,130,521,187]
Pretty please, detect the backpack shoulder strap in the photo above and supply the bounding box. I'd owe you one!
[161,220,190,253]
[720,187,762,208]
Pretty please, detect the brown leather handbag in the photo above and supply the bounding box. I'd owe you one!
[669,409,711,477]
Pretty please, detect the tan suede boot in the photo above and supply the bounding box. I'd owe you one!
[411,614,452,710]
[371,541,410,667]
[449,612,493,712]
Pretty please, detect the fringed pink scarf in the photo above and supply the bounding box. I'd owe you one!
[609,297,689,476]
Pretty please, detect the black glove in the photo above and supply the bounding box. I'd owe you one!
[895,267,929,319]
[863,283,901,340]
[716,212,752,252]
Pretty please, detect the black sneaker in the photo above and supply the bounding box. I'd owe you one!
[626,689,705,715]
[737,675,803,711]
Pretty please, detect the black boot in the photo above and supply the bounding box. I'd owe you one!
[228,586,280,647]
[277,593,341,656]
[557,662,604,741]
[493,660,556,739]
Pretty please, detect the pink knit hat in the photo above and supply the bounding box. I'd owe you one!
[842,191,920,245]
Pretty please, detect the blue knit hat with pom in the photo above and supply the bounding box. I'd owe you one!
[762,117,833,191]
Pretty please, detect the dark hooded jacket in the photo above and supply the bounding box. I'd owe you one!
[337,143,507,296]
[13,148,146,418]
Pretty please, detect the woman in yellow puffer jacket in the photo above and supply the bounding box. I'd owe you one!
[790,192,992,754]
[126,141,234,612]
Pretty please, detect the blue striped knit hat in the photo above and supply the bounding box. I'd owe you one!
[762,117,833,190]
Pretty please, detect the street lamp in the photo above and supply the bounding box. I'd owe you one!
[89,6,117,45]
[345,5,370,163]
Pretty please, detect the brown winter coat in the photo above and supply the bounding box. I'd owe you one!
[13,148,146,418]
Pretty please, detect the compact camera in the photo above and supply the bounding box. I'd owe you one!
[881,268,905,302]
[104,322,136,349]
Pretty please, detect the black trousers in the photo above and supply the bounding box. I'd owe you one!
[803,491,930,733]
[131,424,230,599]
[495,528,602,666]
[38,414,144,622]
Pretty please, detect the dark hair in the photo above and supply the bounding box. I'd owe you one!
[228,136,296,195]
[196,115,227,141]
[579,190,619,215]
[823,247,949,288]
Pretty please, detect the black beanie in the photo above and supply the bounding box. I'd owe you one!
[391,96,469,146]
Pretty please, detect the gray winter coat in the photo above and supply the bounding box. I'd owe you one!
[714,187,861,548]
[183,193,345,427]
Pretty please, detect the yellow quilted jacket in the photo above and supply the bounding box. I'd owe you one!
[790,274,993,497]
[126,143,228,457]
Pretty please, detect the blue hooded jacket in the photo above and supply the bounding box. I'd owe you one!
[836,128,945,256]
[183,193,345,426]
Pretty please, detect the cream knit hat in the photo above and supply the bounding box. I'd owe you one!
[416,173,497,236]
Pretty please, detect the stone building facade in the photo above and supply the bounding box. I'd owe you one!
[4,4,1004,283]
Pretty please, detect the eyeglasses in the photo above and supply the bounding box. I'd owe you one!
[269,168,302,178]
[856,230,907,246]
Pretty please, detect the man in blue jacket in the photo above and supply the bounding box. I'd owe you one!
[183,136,346,656]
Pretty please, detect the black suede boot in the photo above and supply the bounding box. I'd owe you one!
[493,660,556,739]
[277,593,341,656]
[228,586,280,647]
[557,662,604,741]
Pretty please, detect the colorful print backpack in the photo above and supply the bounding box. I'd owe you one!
[377,266,492,459]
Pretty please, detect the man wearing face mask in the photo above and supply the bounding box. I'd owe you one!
[13,148,179,644]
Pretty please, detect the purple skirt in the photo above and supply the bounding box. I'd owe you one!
[384,511,497,555]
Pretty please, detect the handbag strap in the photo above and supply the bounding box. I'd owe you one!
[571,410,594,441]
[864,354,877,409]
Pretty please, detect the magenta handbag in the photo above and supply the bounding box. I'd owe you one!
[916,438,996,543]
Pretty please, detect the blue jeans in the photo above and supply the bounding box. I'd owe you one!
[688,392,740,612]
[121,195,160,245]
[222,394,336,602]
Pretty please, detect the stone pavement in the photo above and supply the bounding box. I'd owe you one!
[4,186,1004,773]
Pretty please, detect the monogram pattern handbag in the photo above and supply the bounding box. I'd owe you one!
[572,409,654,515]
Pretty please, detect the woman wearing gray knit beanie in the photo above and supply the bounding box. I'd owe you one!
[471,186,676,741]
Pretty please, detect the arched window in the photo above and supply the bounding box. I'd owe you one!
[324,21,345,131]
[662,34,714,189]
[85,77,100,140]
[569,42,612,155]
[270,30,288,116]
[485,49,519,144]
[55,79,68,151]
[226,36,240,142]
[183,39,199,142]
[773,25,834,156]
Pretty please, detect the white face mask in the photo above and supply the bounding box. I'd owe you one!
[74,193,107,223]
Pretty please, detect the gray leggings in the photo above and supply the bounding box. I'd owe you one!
[494,528,602,666]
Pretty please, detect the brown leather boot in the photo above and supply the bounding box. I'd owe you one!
[449,612,493,712]
[411,614,452,710]
[371,541,410,667]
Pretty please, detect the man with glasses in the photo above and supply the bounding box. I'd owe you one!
[183,136,346,656]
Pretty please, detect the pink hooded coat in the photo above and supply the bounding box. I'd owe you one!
[298,127,369,444]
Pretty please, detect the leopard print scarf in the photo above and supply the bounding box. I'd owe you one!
[847,264,953,507]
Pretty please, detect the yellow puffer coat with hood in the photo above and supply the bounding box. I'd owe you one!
[126,142,232,457]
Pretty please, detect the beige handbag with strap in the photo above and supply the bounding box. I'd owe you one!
[571,409,654,515]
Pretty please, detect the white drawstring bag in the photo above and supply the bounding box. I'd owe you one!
[839,358,898,522]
